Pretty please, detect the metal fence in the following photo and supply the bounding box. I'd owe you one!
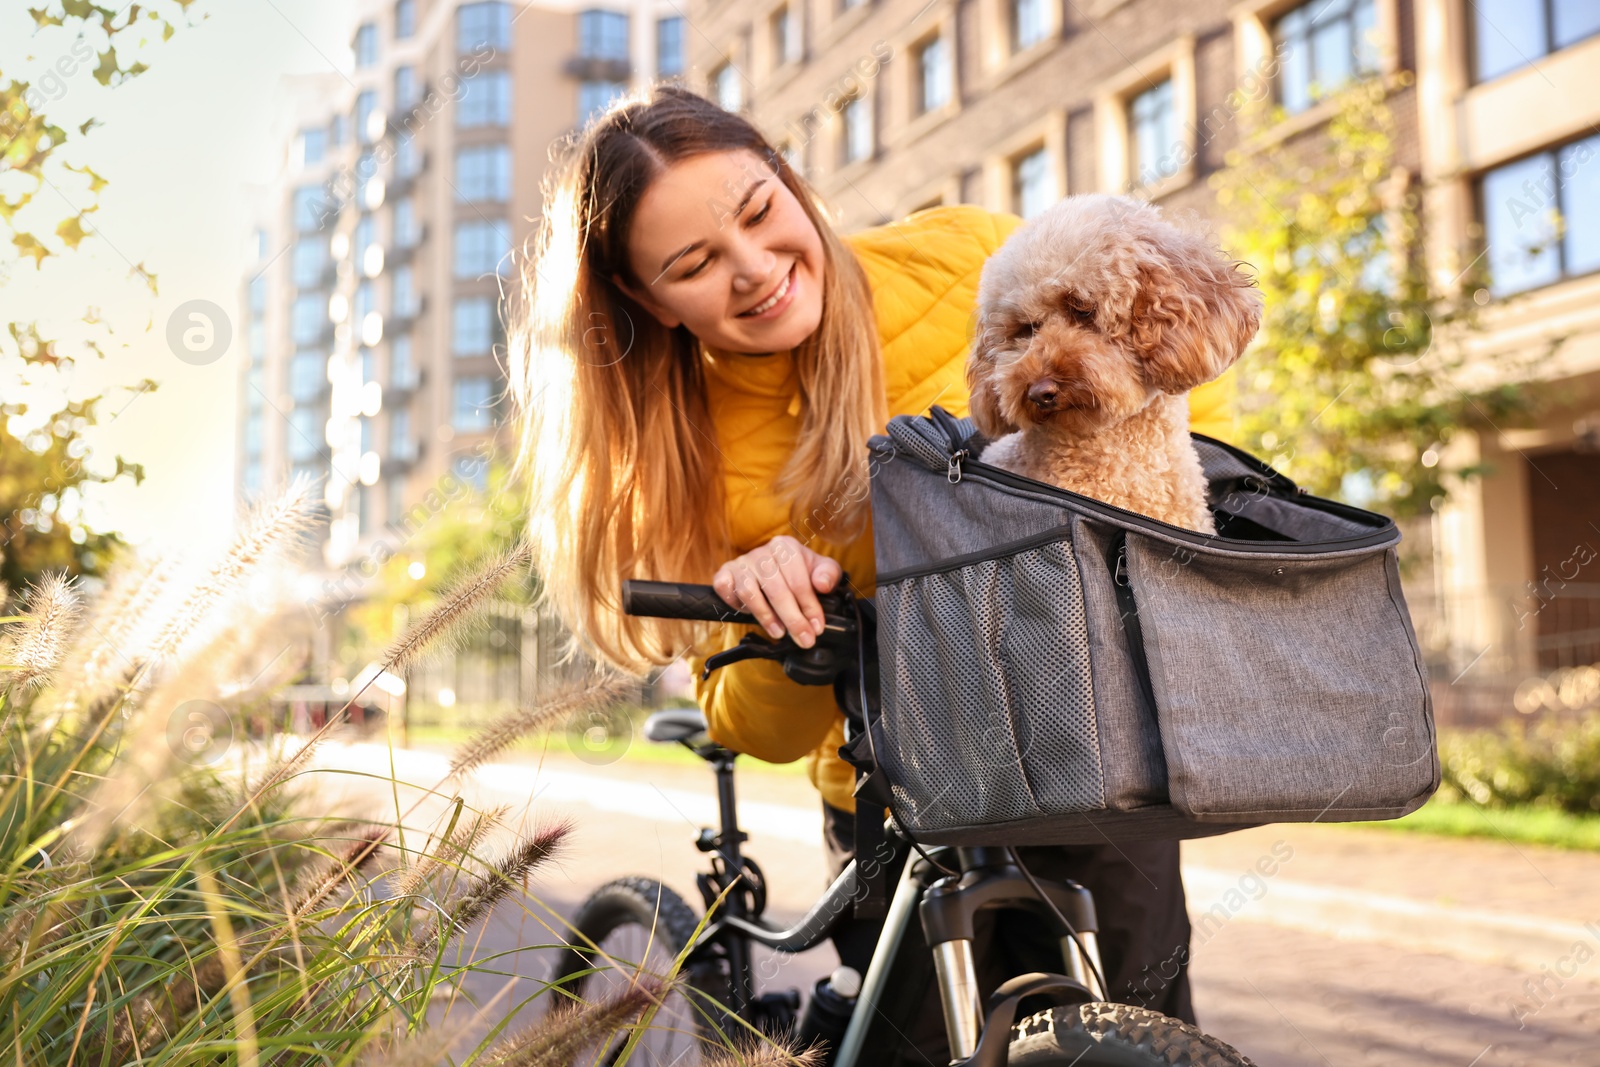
[1407,584,1600,729]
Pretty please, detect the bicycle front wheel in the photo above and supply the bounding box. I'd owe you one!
[1006,1003,1255,1066]
[549,876,734,1064]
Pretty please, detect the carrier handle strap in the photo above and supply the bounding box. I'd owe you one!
[928,404,974,455]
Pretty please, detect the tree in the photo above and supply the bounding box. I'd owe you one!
[1210,75,1528,518]
[1,1,203,586]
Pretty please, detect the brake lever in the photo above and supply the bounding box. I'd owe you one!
[701,633,788,677]
[699,576,860,687]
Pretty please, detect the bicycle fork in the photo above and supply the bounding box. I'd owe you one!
[922,849,1107,1062]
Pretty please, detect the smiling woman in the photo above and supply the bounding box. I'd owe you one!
[507,85,883,676]
[506,84,1204,1051]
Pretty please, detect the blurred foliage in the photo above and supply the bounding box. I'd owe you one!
[1212,76,1531,518]
[1,2,203,586]
[1438,718,1600,815]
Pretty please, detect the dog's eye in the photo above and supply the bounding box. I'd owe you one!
[1013,321,1039,341]
[1067,301,1097,326]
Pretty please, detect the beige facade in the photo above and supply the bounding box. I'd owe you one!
[683,0,1599,712]
[239,0,686,589]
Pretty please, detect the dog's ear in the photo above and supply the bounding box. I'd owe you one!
[966,307,1019,437]
[1127,233,1263,394]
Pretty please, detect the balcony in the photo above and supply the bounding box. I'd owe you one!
[389,437,422,467]
[563,55,630,82]
[389,294,427,331]
[387,223,428,265]
[389,365,425,395]
[388,151,429,196]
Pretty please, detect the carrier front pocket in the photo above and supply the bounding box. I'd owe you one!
[873,534,1106,833]
[1122,533,1438,822]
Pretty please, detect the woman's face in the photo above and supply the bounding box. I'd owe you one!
[618,149,826,355]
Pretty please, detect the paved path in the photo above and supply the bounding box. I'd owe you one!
[305,742,1600,1066]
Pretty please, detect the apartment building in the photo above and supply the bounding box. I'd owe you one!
[239,0,687,575]
[685,0,1600,709]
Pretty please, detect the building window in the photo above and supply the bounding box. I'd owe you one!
[394,65,419,111]
[390,408,412,454]
[772,5,800,67]
[249,320,266,363]
[1473,0,1600,83]
[579,9,629,61]
[916,35,950,114]
[1012,0,1049,52]
[459,1,512,52]
[452,376,496,431]
[290,350,326,402]
[778,140,801,172]
[292,238,328,288]
[392,265,416,317]
[455,144,512,202]
[452,296,498,355]
[393,197,417,247]
[354,22,379,67]
[390,333,414,385]
[330,113,348,147]
[842,94,872,165]
[355,280,376,322]
[1129,79,1179,187]
[356,89,379,144]
[579,81,628,124]
[1013,144,1054,220]
[354,215,377,261]
[713,63,742,112]
[396,136,423,178]
[1480,133,1600,296]
[249,276,267,314]
[300,127,326,166]
[293,185,331,232]
[291,295,327,345]
[395,0,416,39]
[458,69,512,127]
[1272,0,1379,116]
[246,365,264,406]
[241,461,263,497]
[657,16,685,76]
[288,408,322,461]
[454,220,511,278]
[359,346,376,386]
[242,411,264,456]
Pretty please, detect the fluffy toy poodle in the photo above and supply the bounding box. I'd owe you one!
[967,194,1263,534]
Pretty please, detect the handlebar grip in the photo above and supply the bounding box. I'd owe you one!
[622,580,758,625]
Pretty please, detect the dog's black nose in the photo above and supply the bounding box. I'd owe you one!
[1027,379,1059,410]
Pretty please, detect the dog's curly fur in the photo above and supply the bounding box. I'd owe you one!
[968,194,1263,533]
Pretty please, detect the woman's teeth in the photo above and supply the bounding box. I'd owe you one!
[742,267,791,316]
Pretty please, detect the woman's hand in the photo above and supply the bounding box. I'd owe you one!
[711,535,842,650]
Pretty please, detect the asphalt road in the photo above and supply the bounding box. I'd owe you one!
[307,743,1600,1066]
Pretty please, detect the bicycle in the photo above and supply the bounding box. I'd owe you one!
[550,578,1253,1066]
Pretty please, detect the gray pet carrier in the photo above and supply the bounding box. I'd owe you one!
[864,406,1439,847]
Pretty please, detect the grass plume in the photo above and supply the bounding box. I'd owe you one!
[143,474,318,666]
[383,540,534,673]
[1,571,80,694]
[449,670,636,778]
[480,975,667,1067]
[408,820,572,960]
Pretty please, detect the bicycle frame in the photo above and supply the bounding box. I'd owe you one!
[675,733,1107,1066]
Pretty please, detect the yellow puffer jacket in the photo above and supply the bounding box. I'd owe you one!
[684,204,1234,813]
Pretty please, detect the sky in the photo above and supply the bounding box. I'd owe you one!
[2,1,349,558]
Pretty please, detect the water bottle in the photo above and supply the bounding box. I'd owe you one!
[794,965,862,1063]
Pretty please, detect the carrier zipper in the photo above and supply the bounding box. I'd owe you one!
[1107,532,1159,720]
[954,452,1394,555]
[947,448,969,484]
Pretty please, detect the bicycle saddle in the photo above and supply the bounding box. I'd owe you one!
[643,708,710,743]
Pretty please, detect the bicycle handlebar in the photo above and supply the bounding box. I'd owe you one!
[621,580,760,625]
[620,578,864,689]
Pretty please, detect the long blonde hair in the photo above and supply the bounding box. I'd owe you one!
[508,86,884,671]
